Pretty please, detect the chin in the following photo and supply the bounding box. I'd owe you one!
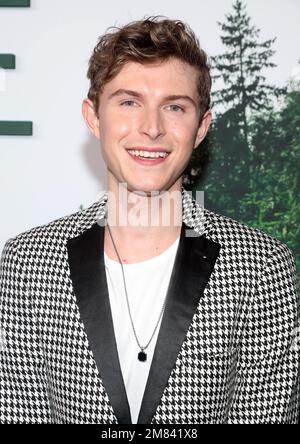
[125,180,160,194]
[128,188,157,197]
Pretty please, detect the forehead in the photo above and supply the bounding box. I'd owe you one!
[102,58,199,97]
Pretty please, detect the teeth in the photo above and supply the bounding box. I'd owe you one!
[128,150,169,158]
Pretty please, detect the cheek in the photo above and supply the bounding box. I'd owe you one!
[170,123,196,148]
[100,114,132,141]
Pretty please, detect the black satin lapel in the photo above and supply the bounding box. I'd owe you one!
[137,222,221,424]
[66,221,132,424]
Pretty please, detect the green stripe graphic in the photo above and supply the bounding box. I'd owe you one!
[0,0,30,6]
[0,121,33,136]
[0,54,16,69]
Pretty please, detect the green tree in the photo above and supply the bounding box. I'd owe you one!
[240,79,300,288]
[184,0,285,221]
[211,0,285,147]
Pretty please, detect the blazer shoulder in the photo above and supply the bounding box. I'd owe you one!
[205,207,293,258]
[1,196,106,254]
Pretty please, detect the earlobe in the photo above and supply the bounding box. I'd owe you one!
[193,137,201,149]
[82,98,100,139]
[194,110,212,148]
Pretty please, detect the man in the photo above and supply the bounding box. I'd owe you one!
[0,16,299,424]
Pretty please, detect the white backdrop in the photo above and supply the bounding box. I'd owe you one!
[0,0,299,252]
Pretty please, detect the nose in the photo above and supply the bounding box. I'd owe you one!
[139,106,165,140]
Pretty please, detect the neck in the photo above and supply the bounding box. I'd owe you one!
[103,179,183,264]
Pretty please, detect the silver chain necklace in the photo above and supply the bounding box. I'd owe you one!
[104,211,169,362]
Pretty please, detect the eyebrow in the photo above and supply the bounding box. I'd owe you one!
[107,88,197,109]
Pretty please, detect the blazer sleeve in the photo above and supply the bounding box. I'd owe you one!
[227,242,300,424]
[0,238,52,423]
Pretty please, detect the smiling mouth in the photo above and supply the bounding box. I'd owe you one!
[127,149,170,159]
[126,149,170,165]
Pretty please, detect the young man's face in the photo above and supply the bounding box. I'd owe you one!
[83,57,211,195]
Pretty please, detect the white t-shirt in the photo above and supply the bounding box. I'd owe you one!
[104,235,180,424]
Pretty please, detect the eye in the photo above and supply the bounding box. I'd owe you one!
[120,100,138,107]
[167,104,184,112]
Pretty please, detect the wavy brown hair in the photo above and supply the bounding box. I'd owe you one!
[87,15,212,121]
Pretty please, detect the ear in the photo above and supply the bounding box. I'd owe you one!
[82,98,100,139]
[193,110,212,149]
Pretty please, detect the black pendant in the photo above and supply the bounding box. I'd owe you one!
[138,351,147,362]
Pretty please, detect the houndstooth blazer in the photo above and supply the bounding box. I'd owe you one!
[0,187,299,424]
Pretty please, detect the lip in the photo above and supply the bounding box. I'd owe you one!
[127,149,170,166]
[127,147,171,153]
